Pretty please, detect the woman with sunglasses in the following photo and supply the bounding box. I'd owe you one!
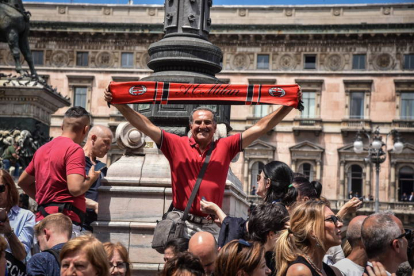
[214,239,271,276]
[0,169,35,261]
[275,200,343,276]
[103,242,130,276]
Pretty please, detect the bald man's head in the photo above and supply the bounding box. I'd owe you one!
[188,232,217,275]
[346,215,367,248]
[86,125,112,159]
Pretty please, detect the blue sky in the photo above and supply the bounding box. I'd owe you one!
[26,0,414,5]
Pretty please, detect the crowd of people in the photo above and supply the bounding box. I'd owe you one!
[0,86,412,276]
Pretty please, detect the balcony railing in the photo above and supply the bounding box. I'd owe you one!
[393,119,414,129]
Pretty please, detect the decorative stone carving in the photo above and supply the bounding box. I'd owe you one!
[285,9,293,17]
[333,8,341,16]
[383,7,391,15]
[58,6,66,14]
[325,54,344,71]
[95,51,113,68]
[238,9,247,17]
[374,53,394,70]
[103,7,111,15]
[50,50,69,67]
[232,53,249,70]
[115,122,145,155]
[279,54,295,70]
[148,8,156,16]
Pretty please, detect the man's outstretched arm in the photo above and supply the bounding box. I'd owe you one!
[241,106,294,149]
[104,89,162,145]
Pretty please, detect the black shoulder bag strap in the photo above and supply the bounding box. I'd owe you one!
[181,142,216,222]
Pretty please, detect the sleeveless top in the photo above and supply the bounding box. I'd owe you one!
[288,256,336,276]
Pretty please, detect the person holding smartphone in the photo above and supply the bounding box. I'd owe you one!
[82,125,113,232]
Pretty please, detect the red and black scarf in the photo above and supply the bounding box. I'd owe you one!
[108,81,303,110]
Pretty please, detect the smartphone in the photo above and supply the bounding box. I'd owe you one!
[358,196,364,201]
[94,162,107,171]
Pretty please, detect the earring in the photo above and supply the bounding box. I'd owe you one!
[312,236,321,247]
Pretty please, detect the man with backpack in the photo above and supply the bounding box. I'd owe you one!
[27,213,72,276]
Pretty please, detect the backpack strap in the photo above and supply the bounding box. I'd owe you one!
[43,248,61,265]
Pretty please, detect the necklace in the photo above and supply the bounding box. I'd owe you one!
[300,254,324,276]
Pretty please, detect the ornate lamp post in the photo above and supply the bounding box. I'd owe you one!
[353,127,404,213]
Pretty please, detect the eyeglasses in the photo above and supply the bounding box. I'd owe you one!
[391,229,412,245]
[324,215,343,225]
[237,239,252,253]
[109,262,128,271]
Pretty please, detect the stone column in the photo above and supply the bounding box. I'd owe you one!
[291,159,297,172]
[339,161,345,199]
[243,159,249,193]
[390,162,396,202]
[316,160,321,180]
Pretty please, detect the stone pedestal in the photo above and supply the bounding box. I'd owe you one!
[94,122,248,276]
[0,76,70,135]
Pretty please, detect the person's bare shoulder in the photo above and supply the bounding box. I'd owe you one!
[286,263,313,276]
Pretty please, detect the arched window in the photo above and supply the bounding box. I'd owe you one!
[251,161,265,194]
[299,162,313,181]
[348,165,363,197]
[399,166,414,200]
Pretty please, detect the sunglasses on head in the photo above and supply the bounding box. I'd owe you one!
[324,215,343,225]
[237,239,252,253]
[391,229,412,245]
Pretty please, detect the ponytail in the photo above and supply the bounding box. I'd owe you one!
[275,230,297,276]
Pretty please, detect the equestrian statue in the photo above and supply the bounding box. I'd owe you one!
[0,0,37,78]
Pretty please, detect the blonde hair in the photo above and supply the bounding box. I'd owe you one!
[34,213,72,240]
[275,200,328,276]
[103,242,131,276]
[60,235,110,276]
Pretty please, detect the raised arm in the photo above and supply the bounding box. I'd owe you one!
[104,89,162,145]
[241,106,293,149]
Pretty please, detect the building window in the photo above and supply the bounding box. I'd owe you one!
[404,54,414,70]
[251,161,265,193]
[350,92,365,119]
[76,52,89,67]
[304,55,316,69]
[257,54,269,70]
[399,166,414,201]
[401,93,414,119]
[299,162,313,181]
[32,51,44,66]
[348,165,363,198]
[352,54,366,70]
[121,52,134,68]
[301,92,316,118]
[74,87,87,108]
[254,105,269,118]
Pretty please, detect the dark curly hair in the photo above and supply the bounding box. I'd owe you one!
[248,203,289,244]
[161,251,205,276]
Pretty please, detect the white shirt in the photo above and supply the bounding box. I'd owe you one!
[334,258,365,276]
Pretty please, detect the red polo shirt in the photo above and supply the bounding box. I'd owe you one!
[25,136,86,224]
[160,130,242,217]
